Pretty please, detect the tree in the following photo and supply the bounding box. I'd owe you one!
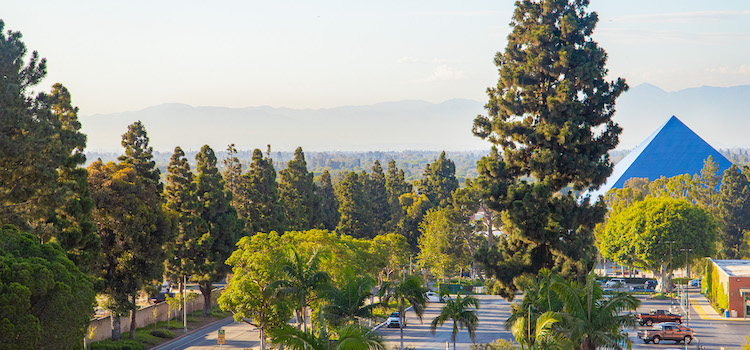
[316,170,339,231]
[270,323,385,350]
[335,172,373,238]
[163,146,198,293]
[395,192,432,252]
[369,233,411,282]
[378,275,428,350]
[272,247,331,332]
[417,208,471,281]
[472,0,627,299]
[219,232,295,350]
[0,224,96,350]
[193,145,242,316]
[241,148,287,234]
[416,151,458,208]
[549,271,639,350]
[222,143,244,215]
[322,274,379,328]
[0,22,98,270]
[89,122,170,340]
[280,147,318,231]
[599,196,716,293]
[385,160,412,231]
[430,293,480,350]
[368,160,391,234]
[717,165,750,259]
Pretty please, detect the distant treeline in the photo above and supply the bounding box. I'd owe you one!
[87,149,487,184]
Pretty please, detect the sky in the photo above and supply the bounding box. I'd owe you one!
[5,0,750,116]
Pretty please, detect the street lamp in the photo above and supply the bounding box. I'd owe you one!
[680,248,693,327]
[666,241,676,310]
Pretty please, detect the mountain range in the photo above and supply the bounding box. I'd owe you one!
[79,83,750,153]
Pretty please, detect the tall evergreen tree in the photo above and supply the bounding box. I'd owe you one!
[368,160,390,234]
[89,123,170,340]
[472,0,627,299]
[385,160,412,231]
[241,148,286,234]
[163,146,198,291]
[316,170,339,231]
[335,172,373,238]
[717,165,750,259]
[279,147,318,231]
[416,151,458,208]
[193,145,242,316]
[0,23,98,270]
[223,143,244,216]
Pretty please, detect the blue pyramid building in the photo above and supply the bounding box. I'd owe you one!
[587,116,733,198]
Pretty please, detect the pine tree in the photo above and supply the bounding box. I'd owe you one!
[717,165,750,259]
[193,145,242,316]
[317,170,339,231]
[279,147,318,231]
[472,0,627,299]
[386,160,412,231]
[222,144,244,216]
[163,146,198,291]
[336,172,373,238]
[416,151,458,208]
[368,160,390,235]
[241,148,286,233]
[90,122,170,339]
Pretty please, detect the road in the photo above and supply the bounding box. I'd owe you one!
[153,317,261,350]
[376,294,515,350]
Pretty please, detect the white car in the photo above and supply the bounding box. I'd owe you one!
[424,291,448,303]
[605,278,626,288]
[386,312,401,328]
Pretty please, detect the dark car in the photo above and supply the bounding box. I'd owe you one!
[150,292,174,304]
[644,280,657,289]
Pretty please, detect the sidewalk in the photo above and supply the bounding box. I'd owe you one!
[688,291,749,321]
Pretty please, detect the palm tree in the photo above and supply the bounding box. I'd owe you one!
[429,293,480,350]
[549,270,640,350]
[378,274,427,350]
[323,274,379,327]
[510,309,573,350]
[272,247,331,332]
[270,323,386,350]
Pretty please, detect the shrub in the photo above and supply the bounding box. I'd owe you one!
[149,329,175,339]
[472,339,520,350]
[91,339,145,350]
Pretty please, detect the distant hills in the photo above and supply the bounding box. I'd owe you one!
[79,83,750,153]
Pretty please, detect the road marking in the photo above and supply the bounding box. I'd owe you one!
[690,298,711,319]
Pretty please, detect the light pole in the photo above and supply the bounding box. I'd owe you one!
[184,274,188,333]
[666,241,676,310]
[680,248,693,326]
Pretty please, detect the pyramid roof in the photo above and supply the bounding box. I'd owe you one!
[587,116,733,199]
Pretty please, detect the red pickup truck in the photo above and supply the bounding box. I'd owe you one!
[637,309,682,326]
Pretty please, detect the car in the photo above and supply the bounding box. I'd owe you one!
[644,280,657,289]
[605,278,626,288]
[689,279,701,287]
[637,323,693,344]
[637,309,682,326]
[386,312,401,328]
[149,291,174,304]
[424,291,448,303]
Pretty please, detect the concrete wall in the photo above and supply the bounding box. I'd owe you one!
[87,289,222,343]
[726,276,750,317]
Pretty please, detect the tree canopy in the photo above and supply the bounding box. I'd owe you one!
[472,0,626,299]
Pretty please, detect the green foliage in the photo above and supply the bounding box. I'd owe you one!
[395,192,432,252]
[416,151,458,208]
[0,225,96,350]
[385,160,413,232]
[270,323,386,350]
[430,293,480,349]
[88,122,170,339]
[148,328,175,338]
[272,246,331,332]
[471,339,519,350]
[219,232,295,348]
[368,160,391,235]
[316,170,340,231]
[163,146,198,285]
[704,261,728,310]
[718,164,750,259]
[240,148,287,234]
[378,275,428,350]
[322,274,378,327]
[90,339,145,350]
[418,208,471,280]
[473,0,625,299]
[369,233,411,282]
[192,144,242,316]
[599,196,716,291]
[222,144,243,213]
[335,172,374,238]
[280,147,319,231]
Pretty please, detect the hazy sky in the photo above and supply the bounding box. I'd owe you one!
[5,0,750,115]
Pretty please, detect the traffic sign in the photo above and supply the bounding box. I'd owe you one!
[218,329,225,344]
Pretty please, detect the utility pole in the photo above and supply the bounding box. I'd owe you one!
[681,248,693,326]
[184,274,188,333]
[666,241,676,311]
